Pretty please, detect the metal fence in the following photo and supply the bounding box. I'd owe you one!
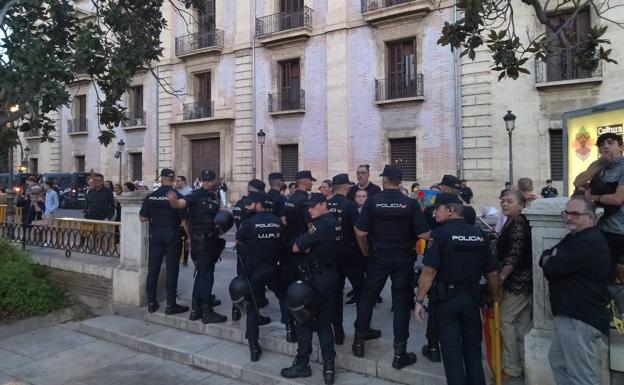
[25,127,41,138]
[124,110,146,126]
[68,117,88,133]
[268,89,305,112]
[255,6,312,37]
[375,73,424,101]
[361,0,416,12]
[175,29,224,56]
[183,101,214,120]
[534,55,602,83]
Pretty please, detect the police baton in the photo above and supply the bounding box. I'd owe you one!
[235,253,261,317]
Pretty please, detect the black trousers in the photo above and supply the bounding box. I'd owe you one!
[191,232,225,305]
[355,256,412,343]
[425,301,439,346]
[602,230,624,277]
[244,263,288,342]
[279,245,300,323]
[333,247,364,332]
[146,227,181,303]
[437,291,486,385]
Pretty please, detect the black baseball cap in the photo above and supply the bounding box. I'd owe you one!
[268,172,283,181]
[440,175,461,189]
[201,170,216,181]
[303,192,326,207]
[248,179,266,192]
[379,164,402,178]
[295,170,317,181]
[332,173,351,185]
[434,192,462,206]
[242,191,266,206]
[160,168,175,178]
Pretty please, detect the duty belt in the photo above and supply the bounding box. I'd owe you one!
[373,241,413,250]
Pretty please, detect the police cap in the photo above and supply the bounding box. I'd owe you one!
[295,170,317,181]
[331,173,351,185]
[160,168,175,178]
[201,170,216,181]
[440,175,461,189]
[268,172,284,181]
[434,192,462,206]
[248,179,266,192]
[241,191,266,206]
[303,192,326,207]
[379,164,402,179]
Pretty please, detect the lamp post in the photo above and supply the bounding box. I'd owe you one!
[503,110,517,186]
[257,129,266,181]
[114,139,125,185]
[23,146,30,172]
[5,104,20,224]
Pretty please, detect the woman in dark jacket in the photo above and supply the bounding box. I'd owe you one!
[17,186,46,225]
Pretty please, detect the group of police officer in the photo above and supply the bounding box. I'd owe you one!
[140,165,502,385]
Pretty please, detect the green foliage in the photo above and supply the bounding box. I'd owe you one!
[0,239,68,322]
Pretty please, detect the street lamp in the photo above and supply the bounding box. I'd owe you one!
[503,110,517,186]
[257,129,266,181]
[114,139,125,185]
[23,146,30,172]
[5,104,19,224]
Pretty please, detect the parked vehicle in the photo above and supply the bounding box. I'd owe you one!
[41,172,88,208]
[0,173,41,194]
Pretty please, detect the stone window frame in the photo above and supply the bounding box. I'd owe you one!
[185,61,219,107]
[383,130,424,182]
[373,21,424,89]
[270,47,306,100]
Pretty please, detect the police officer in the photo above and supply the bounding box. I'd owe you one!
[265,172,287,216]
[281,193,340,385]
[414,193,500,385]
[232,190,288,361]
[326,173,363,345]
[167,169,227,324]
[280,170,315,342]
[140,168,190,314]
[352,164,430,369]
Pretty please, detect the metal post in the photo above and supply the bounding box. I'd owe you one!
[260,143,264,181]
[118,153,122,185]
[6,146,15,224]
[508,131,513,185]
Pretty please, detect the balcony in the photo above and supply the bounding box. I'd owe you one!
[24,127,41,139]
[183,101,214,120]
[68,117,88,135]
[122,110,146,129]
[269,89,305,115]
[361,0,434,24]
[375,74,424,105]
[535,54,603,89]
[255,7,313,47]
[175,29,224,58]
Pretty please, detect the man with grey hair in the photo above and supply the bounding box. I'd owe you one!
[539,197,611,385]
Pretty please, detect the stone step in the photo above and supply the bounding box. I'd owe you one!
[145,310,446,385]
[71,315,407,385]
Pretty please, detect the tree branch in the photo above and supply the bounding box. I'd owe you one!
[0,0,21,27]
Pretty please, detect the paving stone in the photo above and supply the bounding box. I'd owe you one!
[139,328,222,365]
[193,341,248,380]
[0,327,95,360]
[0,348,35,371]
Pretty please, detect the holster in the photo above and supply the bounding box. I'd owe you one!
[428,281,448,302]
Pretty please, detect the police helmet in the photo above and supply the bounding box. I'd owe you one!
[214,209,234,235]
[229,275,251,314]
[286,280,317,323]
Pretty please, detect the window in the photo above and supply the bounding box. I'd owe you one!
[389,138,416,180]
[549,129,564,181]
[546,9,591,81]
[130,153,143,181]
[71,95,87,132]
[29,158,38,174]
[280,0,304,13]
[279,144,298,181]
[385,38,417,99]
[128,86,144,125]
[195,72,211,104]
[197,0,216,34]
[279,59,302,110]
[75,156,85,172]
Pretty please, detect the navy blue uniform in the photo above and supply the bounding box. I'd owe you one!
[327,193,362,338]
[233,198,245,230]
[354,188,430,343]
[281,189,310,282]
[265,189,287,216]
[182,188,223,306]
[236,211,288,342]
[423,219,499,385]
[293,212,341,364]
[140,186,186,304]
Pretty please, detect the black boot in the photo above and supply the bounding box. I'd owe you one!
[165,301,189,315]
[352,332,365,358]
[334,325,345,345]
[201,304,227,324]
[364,327,381,340]
[232,305,241,321]
[392,341,417,369]
[211,294,221,307]
[323,360,335,385]
[148,302,159,313]
[285,320,296,343]
[422,342,441,362]
[281,356,312,378]
[189,300,202,321]
[249,341,262,362]
[258,297,269,308]
[258,314,272,326]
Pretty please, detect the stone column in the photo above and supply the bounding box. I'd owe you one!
[112,192,152,307]
[523,197,610,385]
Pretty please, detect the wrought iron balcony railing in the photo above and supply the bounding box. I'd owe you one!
[535,54,602,84]
[68,117,88,133]
[175,29,224,56]
[124,110,146,126]
[183,101,214,120]
[361,0,417,12]
[256,6,312,37]
[25,127,41,138]
[375,74,424,101]
[269,89,305,113]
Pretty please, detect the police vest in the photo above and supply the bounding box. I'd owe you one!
[188,191,219,229]
[370,193,414,250]
[147,188,182,228]
[306,214,341,267]
[247,212,282,264]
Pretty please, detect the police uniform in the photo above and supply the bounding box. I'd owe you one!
[420,193,499,385]
[140,168,189,315]
[234,191,288,360]
[281,193,340,384]
[326,174,363,344]
[180,170,227,324]
[265,172,287,216]
[352,165,430,369]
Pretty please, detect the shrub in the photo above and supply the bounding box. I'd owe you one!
[0,239,68,322]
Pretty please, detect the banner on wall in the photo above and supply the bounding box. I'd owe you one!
[563,101,624,195]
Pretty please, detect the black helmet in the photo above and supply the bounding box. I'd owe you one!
[229,275,251,314]
[214,209,234,235]
[286,280,317,323]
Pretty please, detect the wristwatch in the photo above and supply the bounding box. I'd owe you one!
[415,298,424,305]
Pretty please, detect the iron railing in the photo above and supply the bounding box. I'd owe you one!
[535,54,602,83]
[175,29,224,56]
[124,110,146,126]
[255,6,313,37]
[361,0,416,12]
[0,222,120,258]
[268,89,305,112]
[183,101,214,120]
[375,73,424,101]
[25,127,41,138]
[68,117,88,133]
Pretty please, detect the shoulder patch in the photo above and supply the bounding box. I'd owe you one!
[308,224,317,234]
